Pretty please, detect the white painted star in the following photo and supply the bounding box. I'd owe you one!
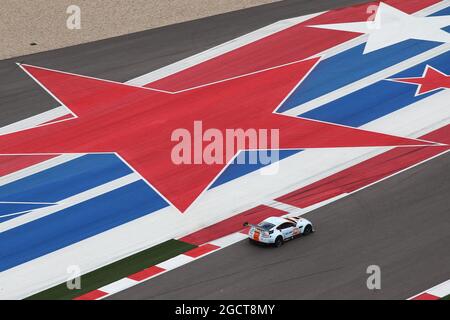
[309,2,450,54]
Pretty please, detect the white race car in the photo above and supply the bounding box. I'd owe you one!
[245,216,314,247]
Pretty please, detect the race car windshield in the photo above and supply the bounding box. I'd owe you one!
[257,222,275,230]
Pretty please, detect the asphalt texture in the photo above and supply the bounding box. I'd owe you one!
[1,0,448,300]
[110,152,450,300]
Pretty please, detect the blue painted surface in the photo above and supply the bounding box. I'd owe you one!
[0,180,168,271]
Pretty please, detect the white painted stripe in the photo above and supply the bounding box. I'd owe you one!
[209,232,248,248]
[0,210,35,219]
[427,279,450,298]
[0,201,55,205]
[0,106,71,136]
[0,173,140,233]
[156,254,194,271]
[285,43,450,116]
[0,154,84,186]
[420,0,450,17]
[0,201,57,219]
[98,278,138,294]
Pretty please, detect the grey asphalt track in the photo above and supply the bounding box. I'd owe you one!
[109,152,450,300]
[1,0,448,300]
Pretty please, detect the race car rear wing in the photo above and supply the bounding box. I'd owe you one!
[243,222,262,230]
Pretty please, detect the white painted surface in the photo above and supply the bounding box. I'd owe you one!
[156,254,195,271]
[311,2,450,54]
[99,278,138,294]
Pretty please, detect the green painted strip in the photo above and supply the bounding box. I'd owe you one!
[26,239,196,300]
[442,294,450,300]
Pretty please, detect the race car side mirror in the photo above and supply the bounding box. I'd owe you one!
[243,222,249,227]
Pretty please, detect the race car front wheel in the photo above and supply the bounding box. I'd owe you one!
[303,224,313,235]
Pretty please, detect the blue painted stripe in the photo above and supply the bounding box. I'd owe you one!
[0,180,168,272]
[277,6,450,113]
[0,154,132,203]
[299,51,450,126]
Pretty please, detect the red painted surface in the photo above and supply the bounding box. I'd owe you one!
[391,66,450,95]
[1,62,429,212]
[276,125,450,208]
[184,243,220,258]
[73,289,108,300]
[411,293,440,300]
[180,205,286,245]
[146,0,440,92]
[0,154,56,177]
[127,265,165,281]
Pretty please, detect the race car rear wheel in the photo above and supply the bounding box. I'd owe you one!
[303,224,313,235]
[274,236,283,248]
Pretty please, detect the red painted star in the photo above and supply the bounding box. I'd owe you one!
[0,59,437,212]
[389,65,450,96]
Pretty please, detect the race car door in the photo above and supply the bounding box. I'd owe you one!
[278,222,296,240]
